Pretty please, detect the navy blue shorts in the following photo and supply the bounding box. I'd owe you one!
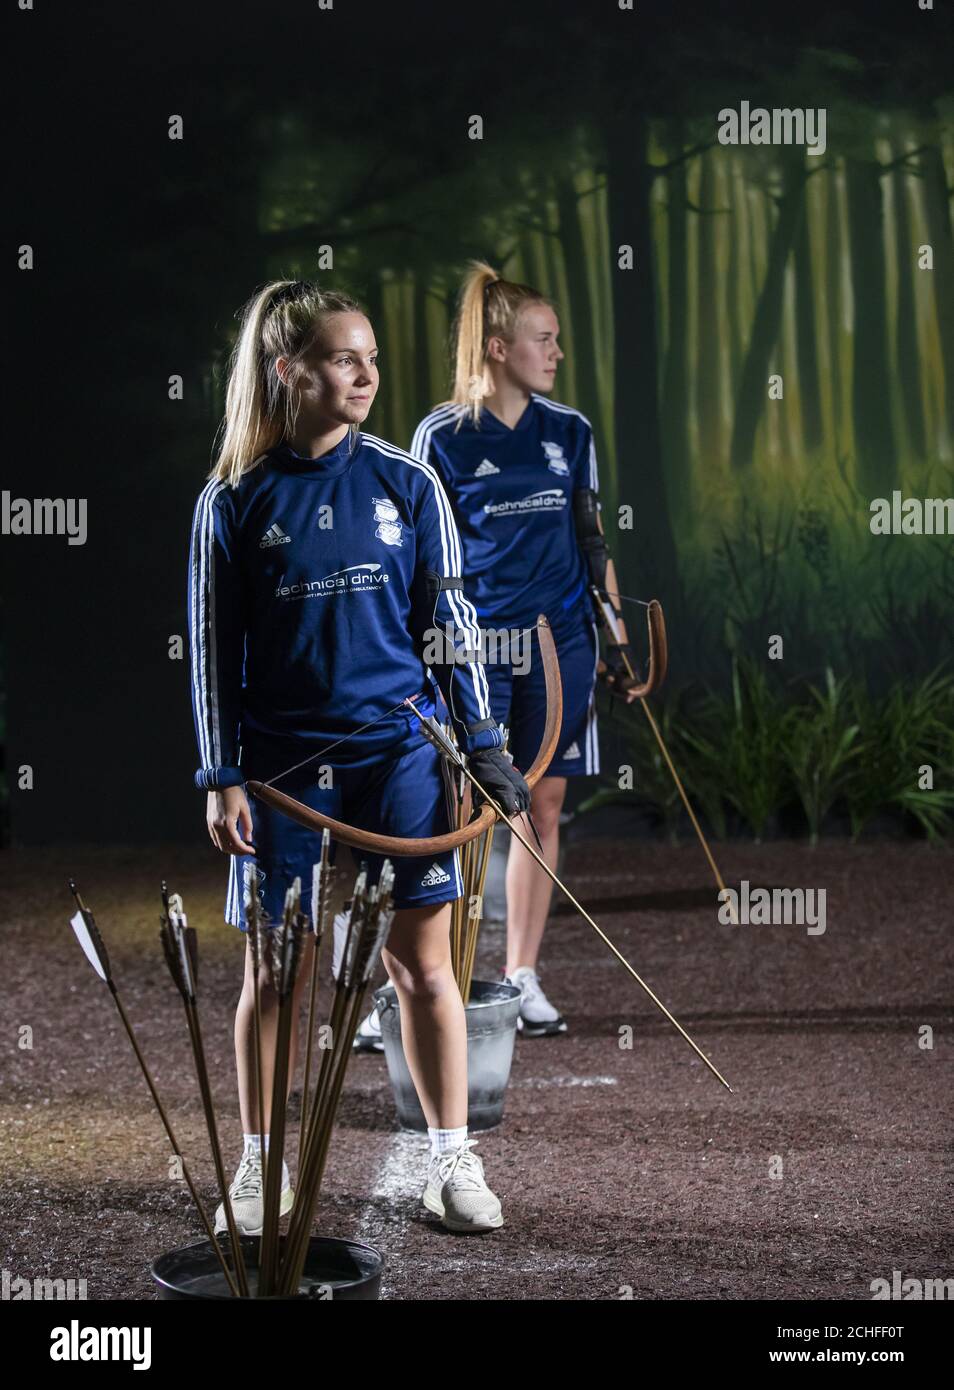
[225,734,461,930]
[483,610,600,779]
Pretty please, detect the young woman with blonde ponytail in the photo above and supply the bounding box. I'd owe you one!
[188,279,530,1234]
[399,261,639,1038]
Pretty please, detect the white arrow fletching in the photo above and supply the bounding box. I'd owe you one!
[311,861,321,934]
[331,907,351,982]
[422,716,463,765]
[595,590,625,646]
[70,909,107,981]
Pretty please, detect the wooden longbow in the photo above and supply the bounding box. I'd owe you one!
[246,603,730,1090]
[246,615,565,854]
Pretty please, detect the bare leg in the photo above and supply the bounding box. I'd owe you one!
[505,775,567,976]
[381,901,467,1130]
[235,933,315,1135]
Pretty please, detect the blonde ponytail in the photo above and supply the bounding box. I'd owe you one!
[211,279,363,485]
[449,260,553,425]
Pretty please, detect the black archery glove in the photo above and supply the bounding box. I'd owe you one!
[467,749,531,817]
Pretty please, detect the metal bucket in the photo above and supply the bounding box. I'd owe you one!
[373,979,521,1132]
[151,1234,383,1300]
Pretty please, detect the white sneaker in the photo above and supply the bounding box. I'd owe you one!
[506,966,568,1037]
[352,1004,384,1053]
[422,1139,503,1232]
[213,1150,294,1236]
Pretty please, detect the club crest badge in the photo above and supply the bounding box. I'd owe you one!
[372,496,404,547]
[541,441,569,476]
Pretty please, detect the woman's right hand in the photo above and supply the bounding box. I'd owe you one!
[467,749,532,817]
[206,785,257,855]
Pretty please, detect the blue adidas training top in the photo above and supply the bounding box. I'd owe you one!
[410,394,600,639]
[188,431,502,791]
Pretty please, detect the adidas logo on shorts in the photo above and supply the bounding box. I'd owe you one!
[421,862,451,886]
[475,459,500,476]
[562,741,581,760]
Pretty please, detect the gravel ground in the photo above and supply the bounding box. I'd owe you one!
[1,835,951,1301]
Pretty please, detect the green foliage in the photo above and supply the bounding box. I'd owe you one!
[780,668,859,846]
[682,657,790,843]
[843,668,954,843]
[577,660,953,845]
[578,690,690,843]
[678,481,954,692]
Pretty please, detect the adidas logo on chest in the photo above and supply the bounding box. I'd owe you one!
[260,522,291,548]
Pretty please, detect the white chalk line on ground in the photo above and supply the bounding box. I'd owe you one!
[514,1074,619,1088]
[351,1078,619,1298]
[355,1129,426,1299]
[354,1131,595,1298]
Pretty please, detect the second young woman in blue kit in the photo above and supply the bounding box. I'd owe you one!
[407,263,640,1037]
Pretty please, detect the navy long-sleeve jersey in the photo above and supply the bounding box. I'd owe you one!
[410,393,600,639]
[188,431,502,791]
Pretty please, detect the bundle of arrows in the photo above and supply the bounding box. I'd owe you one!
[447,722,508,1006]
[67,831,395,1298]
[440,719,507,1003]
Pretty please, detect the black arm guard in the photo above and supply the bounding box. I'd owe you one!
[572,489,609,595]
[573,487,625,642]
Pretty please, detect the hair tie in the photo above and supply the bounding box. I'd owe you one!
[270,280,312,309]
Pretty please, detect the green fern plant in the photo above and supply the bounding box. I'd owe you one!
[577,690,687,842]
[844,668,954,841]
[682,656,789,842]
[779,667,860,846]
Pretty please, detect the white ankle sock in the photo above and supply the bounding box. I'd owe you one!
[428,1125,468,1158]
[243,1134,289,1188]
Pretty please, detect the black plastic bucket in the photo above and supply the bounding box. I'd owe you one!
[151,1234,383,1300]
[374,978,521,1132]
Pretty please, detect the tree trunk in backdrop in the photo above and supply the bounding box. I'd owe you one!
[695,150,724,465]
[362,273,389,439]
[845,153,897,494]
[729,150,807,471]
[413,273,433,426]
[824,165,845,455]
[660,119,691,503]
[889,142,925,461]
[603,112,677,601]
[794,183,823,452]
[920,141,954,452]
[725,156,744,395]
[556,172,604,441]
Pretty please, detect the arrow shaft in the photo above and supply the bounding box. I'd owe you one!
[110,992,240,1296]
[604,649,738,928]
[636,695,738,924]
[180,998,250,1295]
[70,884,240,1295]
[454,764,733,1093]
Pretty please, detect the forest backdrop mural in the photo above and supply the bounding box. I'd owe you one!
[3,4,952,844]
